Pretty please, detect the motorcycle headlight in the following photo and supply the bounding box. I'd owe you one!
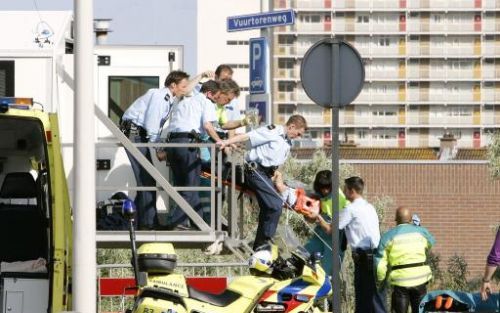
[255,302,286,313]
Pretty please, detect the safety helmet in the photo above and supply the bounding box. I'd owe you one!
[248,244,279,275]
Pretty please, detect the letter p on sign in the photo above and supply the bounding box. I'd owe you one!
[252,42,261,70]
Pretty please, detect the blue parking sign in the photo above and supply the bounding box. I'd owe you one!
[249,37,267,94]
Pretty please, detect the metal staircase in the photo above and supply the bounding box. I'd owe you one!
[94,106,253,259]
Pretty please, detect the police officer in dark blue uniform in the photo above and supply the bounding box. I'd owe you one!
[120,70,190,229]
[218,115,307,249]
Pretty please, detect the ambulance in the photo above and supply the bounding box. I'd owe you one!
[0,97,72,312]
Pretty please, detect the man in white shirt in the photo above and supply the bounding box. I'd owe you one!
[340,176,387,313]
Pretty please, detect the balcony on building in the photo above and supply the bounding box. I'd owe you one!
[407,13,481,33]
[407,60,482,80]
[483,37,500,56]
[356,83,405,102]
[481,60,500,79]
[332,0,404,10]
[365,60,405,80]
[407,36,481,57]
[408,83,481,103]
[407,0,483,9]
[482,105,500,126]
[482,83,500,102]
[355,38,405,57]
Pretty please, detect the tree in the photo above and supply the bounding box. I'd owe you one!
[487,131,500,179]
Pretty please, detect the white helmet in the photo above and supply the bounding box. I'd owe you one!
[248,249,274,274]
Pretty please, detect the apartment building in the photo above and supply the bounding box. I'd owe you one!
[273,0,500,148]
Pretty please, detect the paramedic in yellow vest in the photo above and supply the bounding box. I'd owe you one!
[375,206,436,313]
[302,170,349,275]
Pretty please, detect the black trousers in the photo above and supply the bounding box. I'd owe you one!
[166,137,203,228]
[244,169,283,250]
[353,251,387,313]
[124,131,157,229]
[391,283,427,313]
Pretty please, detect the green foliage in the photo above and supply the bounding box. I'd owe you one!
[427,250,443,285]
[283,150,358,188]
[443,254,469,291]
[487,131,500,179]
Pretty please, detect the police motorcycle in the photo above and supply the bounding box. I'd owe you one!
[121,199,332,313]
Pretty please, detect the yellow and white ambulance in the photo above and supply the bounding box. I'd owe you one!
[0,98,72,313]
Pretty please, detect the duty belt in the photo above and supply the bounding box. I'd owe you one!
[391,262,428,271]
[246,161,278,177]
[120,119,147,137]
[167,130,202,142]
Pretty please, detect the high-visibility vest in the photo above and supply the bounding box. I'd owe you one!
[319,188,348,221]
[376,224,436,287]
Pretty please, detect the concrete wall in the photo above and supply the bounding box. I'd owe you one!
[351,161,500,277]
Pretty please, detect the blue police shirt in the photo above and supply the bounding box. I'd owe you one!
[246,125,292,167]
[166,93,217,134]
[122,87,175,143]
[194,82,241,121]
[225,98,241,121]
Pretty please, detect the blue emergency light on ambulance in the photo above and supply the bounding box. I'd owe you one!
[0,97,33,111]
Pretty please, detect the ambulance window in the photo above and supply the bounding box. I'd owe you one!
[0,61,14,97]
[108,76,159,126]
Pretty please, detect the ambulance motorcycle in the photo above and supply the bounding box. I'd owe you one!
[122,199,332,313]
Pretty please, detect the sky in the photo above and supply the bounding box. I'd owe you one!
[0,0,198,74]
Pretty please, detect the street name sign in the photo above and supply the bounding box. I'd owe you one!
[227,9,295,32]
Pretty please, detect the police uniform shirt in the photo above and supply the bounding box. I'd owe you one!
[122,87,175,142]
[339,197,381,250]
[246,124,291,167]
[166,93,217,134]
[225,98,241,121]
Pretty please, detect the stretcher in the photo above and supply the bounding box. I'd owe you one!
[419,290,499,313]
[200,170,320,216]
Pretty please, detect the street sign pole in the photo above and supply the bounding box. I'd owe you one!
[331,40,341,313]
[300,38,365,313]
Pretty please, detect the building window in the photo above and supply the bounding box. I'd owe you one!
[357,129,367,139]
[225,64,249,69]
[448,106,472,117]
[278,104,295,115]
[278,59,294,69]
[357,15,369,23]
[278,35,294,45]
[226,40,249,45]
[300,15,321,23]
[278,81,294,92]
[448,129,462,139]
[0,61,14,97]
[432,14,442,23]
[378,37,390,46]
[108,76,159,126]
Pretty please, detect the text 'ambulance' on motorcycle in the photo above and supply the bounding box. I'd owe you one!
[121,199,332,313]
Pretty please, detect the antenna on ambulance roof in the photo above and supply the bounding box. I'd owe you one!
[34,21,55,48]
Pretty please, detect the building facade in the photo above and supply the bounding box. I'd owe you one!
[197,0,260,101]
[272,0,500,148]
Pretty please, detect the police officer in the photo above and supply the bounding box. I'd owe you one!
[340,176,387,313]
[375,207,435,313]
[165,80,224,230]
[218,115,307,249]
[120,70,190,230]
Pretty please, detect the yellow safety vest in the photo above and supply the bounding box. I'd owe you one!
[375,224,436,287]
